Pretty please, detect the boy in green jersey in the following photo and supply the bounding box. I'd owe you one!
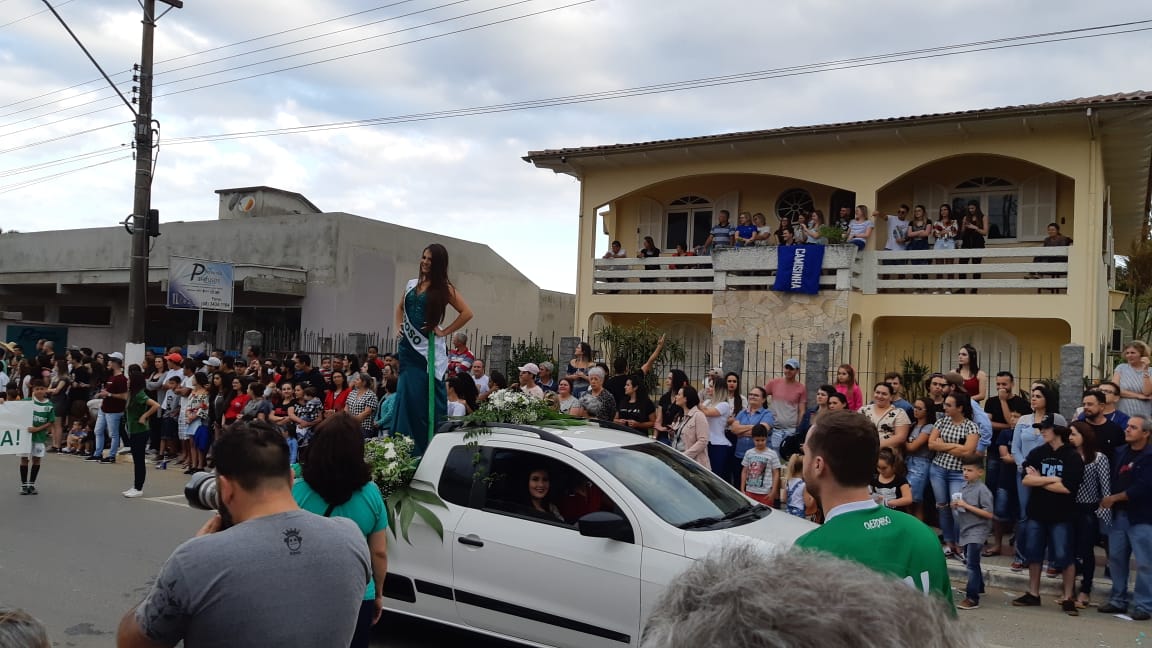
[22,378,55,495]
[794,409,955,612]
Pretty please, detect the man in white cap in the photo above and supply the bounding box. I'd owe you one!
[764,358,807,453]
[518,363,544,399]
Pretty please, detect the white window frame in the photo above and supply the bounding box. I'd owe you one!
[664,196,714,251]
[949,177,1019,241]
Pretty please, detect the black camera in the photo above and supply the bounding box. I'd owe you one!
[184,471,234,529]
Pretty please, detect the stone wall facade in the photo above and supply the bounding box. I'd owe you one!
[711,289,850,353]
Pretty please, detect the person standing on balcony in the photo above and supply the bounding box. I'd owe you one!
[764,359,807,454]
[702,210,735,253]
[601,240,628,293]
[749,213,774,245]
[1112,341,1152,419]
[933,204,958,293]
[733,212,758,247]
[955,344,988,403]
[637,236,661,292]
[847,205,873,250]
[800,209,828,245]
[876,205,910,253]
[958,201,989,294]
[905,205,932,291]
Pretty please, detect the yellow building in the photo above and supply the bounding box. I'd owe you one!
[525,92,1152,385]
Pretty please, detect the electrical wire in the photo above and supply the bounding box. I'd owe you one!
[0,154,128,195]
[0,0,76,30]
[160,22,1152,146]
[0,120,127,156]
[0,146,124,178]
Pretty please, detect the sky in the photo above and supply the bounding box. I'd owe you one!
[1,0,1150,294]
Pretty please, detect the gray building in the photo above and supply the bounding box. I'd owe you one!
[0,186,573,353]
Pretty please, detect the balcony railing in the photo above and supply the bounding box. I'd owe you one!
[590,245,1070,296]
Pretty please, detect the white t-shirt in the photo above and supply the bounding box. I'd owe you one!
[884,214,909,251]
[473,374,490,396]
[446,400,466,417]
[703,400,732,445]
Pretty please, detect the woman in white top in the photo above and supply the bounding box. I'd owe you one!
[859,382,911,454]
[555,378,579,414]
[847,205,874,250]
[699,382,734,482]
[1112,341,1152,419]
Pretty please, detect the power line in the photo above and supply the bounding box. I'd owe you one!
[0,154,128,195]
[0,146,124,178]
[158,21,1152,146]
[0,0,425,112]
[0,120,126,156]
[0,0,76,30]
[0,0,583,135]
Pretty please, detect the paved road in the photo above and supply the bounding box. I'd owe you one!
[3,452,1149,648]
[0,451,517,648]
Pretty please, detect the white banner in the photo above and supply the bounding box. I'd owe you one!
[167,256,235,312]
[0,400,34,456]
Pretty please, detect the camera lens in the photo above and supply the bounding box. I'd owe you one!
[184,471,219,511]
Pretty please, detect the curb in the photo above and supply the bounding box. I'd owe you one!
[946,562,1130,597]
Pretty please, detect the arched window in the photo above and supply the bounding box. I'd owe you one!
[950,177,1017,239]
[665,196,713,250]
[776,188,814,223]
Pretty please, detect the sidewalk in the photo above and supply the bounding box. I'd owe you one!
[945,538,1133,599]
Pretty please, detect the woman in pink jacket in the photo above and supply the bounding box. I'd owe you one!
[671,384,710,469]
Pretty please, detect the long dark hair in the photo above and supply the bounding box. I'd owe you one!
[421,243,452,333]
[626,375,652,405]
[1071,420,1099,465]
[301,413,371,507]
[957,344,980,375]
[965,200,985,227]
[723,372,744,412]
[450,373,479,413]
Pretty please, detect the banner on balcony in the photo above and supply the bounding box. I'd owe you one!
[772,245,824,295]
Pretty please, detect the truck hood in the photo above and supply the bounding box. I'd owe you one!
[682,509,818,559]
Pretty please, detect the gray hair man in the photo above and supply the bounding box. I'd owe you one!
[640,545,979,648]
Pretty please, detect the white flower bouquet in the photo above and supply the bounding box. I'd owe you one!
[365,435,446,542]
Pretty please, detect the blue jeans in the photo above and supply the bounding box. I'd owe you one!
[994,479,1020,522]
[964,542,984,603]
[929,463,966,545]
[1022,519,1073,570]
[287,436,298,465]
[1107,511,1152,614]
[708,443,731,484]
[906,456,931,503]
[94,410,123,457]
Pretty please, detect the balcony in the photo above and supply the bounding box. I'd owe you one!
[590,245,1070,295]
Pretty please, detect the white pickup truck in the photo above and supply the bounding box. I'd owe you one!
[383,420,815,648]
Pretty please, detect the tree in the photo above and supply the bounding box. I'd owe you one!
[592,319,686,396]
[1117,238,1152,345]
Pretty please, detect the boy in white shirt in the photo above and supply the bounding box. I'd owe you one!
[741,424,781,506]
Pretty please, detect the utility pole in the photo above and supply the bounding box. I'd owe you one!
[127,0,183,346]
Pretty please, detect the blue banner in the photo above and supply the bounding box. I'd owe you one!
[772,245,824,294]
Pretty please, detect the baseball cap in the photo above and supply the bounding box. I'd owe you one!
[203,357,222,368]
[518,363,540,376]
[1032,413,1069,429]
[165,352,183,363]
[784,358,800,370]
[107,352,125,363]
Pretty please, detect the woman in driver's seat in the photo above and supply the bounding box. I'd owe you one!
[525,468,564,522]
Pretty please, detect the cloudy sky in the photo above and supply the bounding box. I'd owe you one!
[1,0,1150,293]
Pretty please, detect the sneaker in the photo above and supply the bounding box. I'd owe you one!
[944,290,952,295]
[155,460,168,470]
[26,484,37,495]
[1013,593,1041,607]
[99,457,116,464]
[1134,610,1152,621]
[118,447,133,455]
[19,484,29,495]
[1099,603,1127,614]
[1010,561,1025,572]
[84,454,102,462]
[123,488,144,498]
[1062,599,1079,616]
[957,599,980,610]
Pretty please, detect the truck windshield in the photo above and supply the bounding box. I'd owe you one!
[585,442,759,529]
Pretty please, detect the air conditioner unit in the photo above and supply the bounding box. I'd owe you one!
[1110,328,1123,353]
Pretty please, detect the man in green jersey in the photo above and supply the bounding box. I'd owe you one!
[795,409,955,612]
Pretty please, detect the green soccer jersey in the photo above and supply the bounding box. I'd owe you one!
[30,397,56,444]
[795,502,955,613]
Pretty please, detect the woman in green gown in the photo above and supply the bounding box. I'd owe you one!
[393,244,473,455]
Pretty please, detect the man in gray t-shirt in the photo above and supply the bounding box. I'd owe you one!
[117,421,371,648]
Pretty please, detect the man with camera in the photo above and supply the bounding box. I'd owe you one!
[116,421,371,647]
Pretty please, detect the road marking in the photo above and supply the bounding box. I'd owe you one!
[143,494,189,508]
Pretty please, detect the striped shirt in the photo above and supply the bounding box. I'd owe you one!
[30,397,56,444]
[1076,452,1112,527]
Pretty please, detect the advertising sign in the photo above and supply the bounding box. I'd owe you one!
[0,401,33,456]
[167,256,234,312]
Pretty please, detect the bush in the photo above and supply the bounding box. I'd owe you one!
[592,320,685,396]
[506,338,555,379]
[901,357,931,403]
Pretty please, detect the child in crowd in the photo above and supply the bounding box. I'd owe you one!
[22,379,54,495]
[869,448,912,510]
[5,386,20,402]
[740,424,781,506]
[155,375,182,469]
[64,418,88,455]
[785,453,815,520]
[954,456,994,610]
